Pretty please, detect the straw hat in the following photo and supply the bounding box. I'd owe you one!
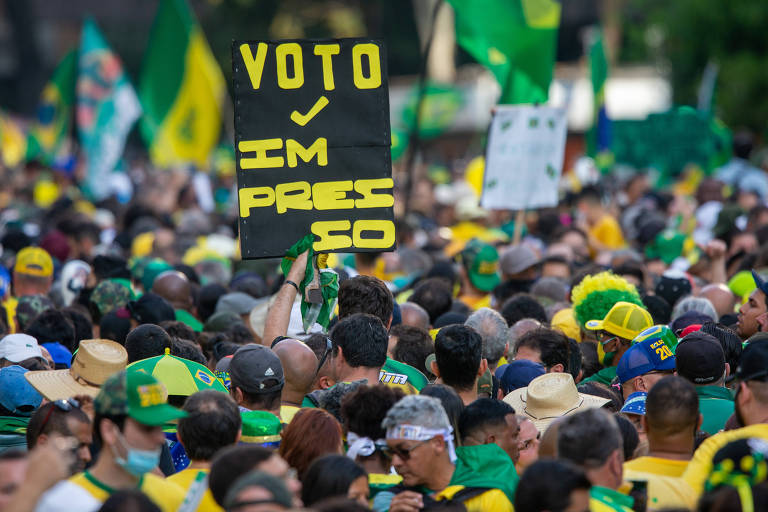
[503,373,610,433]
[25,339,128,401]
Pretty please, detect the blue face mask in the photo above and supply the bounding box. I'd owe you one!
[113,432,161,477]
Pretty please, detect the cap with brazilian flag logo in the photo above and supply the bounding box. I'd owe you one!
[460,240,500,292]
[95,370,187,426]
[632,325,679,354]
[585,301,652,341]
[14,247,53,277]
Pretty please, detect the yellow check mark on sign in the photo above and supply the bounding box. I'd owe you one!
[290,96,329,126]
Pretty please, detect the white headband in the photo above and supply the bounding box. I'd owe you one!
[346,432,385,460]
[385,424,457,463]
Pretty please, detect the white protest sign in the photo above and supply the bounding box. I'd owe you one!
[480,105,567,210]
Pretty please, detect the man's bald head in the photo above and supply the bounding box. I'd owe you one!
[511,318,542,347]
[399,302,430,330]
[152,271,193,311]
[273,339,318,399]
[699,283,736,318]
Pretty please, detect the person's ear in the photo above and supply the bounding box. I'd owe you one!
[549,363,564,374]
[477,359,488,379]
[100,418,119,446]
[503,342,509,359]
[431,359,441,378]
[318,375,335,389]
[697,413,703,432]
[232,386,244,405]
[725,363,731,378]
[36,433,49,447]
[387,314,393,331]
[635,376,648,392]
[235,427,242,444]
[610,449,623,477]
[485,433,496,445]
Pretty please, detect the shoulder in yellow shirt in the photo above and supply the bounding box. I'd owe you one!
[168,468,223,512]
[623,457,695,511]
[590,215,625,249]
[70,471,186,512]
[435,485,514,512]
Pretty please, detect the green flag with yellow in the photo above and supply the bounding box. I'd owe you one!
[447,0,560,104]
[139,0,225,168]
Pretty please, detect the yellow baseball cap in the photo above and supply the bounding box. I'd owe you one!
[14,247,53,278]
[585,301,652,341]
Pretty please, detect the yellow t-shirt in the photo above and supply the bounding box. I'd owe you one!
[458,294,492,312]
[590,215,625,250]
[683,423,768,496]
[70,471,186,512]
[280,405,301,424]
[167,468,222,512]
[623,457,696,511]
[435,485,513,512]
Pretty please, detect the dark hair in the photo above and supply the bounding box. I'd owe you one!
[515,328,570,372]
[124,324,172,363]
[614,260,645,287]
[159,321,196,343]
[61,307,93,344]
[301,454,367,506]
[170,338,207,366]
[645,376,699,436]
[514,459,591,512]
[178,390,241,461]
[577,382,624,412]
[434,325,483,391]
[700,322,742,379]
[579,342,601,380]
[99,309,132,345]
[390,325,433,376]
[501,294,547,325]
[279,408,342,479]
[330,314,387,369]
[578,185,603,204]
[197,284,229,323]
[409,278,453,324]
[568,338,582,381]
[226,323,255,345]
[92,412,127,449]
[420,384,464,438]
[614,414,640,461]
[340,385,405,441]
[230,275,267,299]
[642,294,672,325]
[209,445,274,506]
[24,309,76,352]
[304,332,331,361]
[338,276,394,327]
[27,401,90,449]
[99,489,161,512]
[458,398,515,444]
[558,409,622,469]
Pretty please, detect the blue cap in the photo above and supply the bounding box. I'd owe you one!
[41,342,73,369]
[0,266,9,298]
[0,365,43,416]
[497,360,546,394]
[620,391,647,415]
[616,337,676,384]
[752,270,768,296]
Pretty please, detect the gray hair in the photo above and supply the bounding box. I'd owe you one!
[510,318,542,349]
[557,409,622,469]
[465,308,509,365]
[531,277,569,304]
[671,296,717,323]
[381,395,451,432]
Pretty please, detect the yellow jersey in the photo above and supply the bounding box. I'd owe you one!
[590,216,625,250]
[623,457,696,511]
[435,485,514,512]
[167,468,222,512]
[70,471,185,512]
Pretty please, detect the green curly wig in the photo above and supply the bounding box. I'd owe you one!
[571,271,643,328]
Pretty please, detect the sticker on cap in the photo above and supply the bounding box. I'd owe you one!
[137,384,166,407]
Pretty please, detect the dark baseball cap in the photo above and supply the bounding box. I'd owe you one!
[127,293,175,325]
[496,360,546,394]
[752,270,768,296]
[228,344,284,395]
[736,339,768,382]
[675,332,725,384]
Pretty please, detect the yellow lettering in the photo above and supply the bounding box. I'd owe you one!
[312,221,353,251]
[312,181,354,210]
[313,44,340,90]
[286,138,328,168]
[239,43,268,90]
[275,182,312,214]
[354,178,394,208]
[239,139,284,169]
[352,43,382,89]
[276,43,304,89]
[353,220,395,248]
[239,187,275,217]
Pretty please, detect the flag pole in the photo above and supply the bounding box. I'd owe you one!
[402,0,444,215]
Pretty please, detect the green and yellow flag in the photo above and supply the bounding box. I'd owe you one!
[139,0,225,169]
[447,0,560,104]
[27,50,77,165]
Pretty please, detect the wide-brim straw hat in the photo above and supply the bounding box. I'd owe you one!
[503,372,610,434]
[25,339,127,400]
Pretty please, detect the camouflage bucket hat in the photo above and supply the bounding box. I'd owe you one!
[90,280,132,316]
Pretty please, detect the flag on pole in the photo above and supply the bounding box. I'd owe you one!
[587,28,612,163]
[139,0,225,169]
[0,112,27,168]
[447,0,560,104]
[77,18,142,200]
[27,50,77,165]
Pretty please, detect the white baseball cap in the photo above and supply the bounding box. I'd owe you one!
[0,334,43,363]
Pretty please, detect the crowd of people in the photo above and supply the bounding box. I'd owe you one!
[1,135,768,512]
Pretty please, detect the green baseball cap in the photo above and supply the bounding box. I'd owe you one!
[95,370,187,426]
[460,240,500,292]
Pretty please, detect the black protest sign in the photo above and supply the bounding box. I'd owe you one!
[232,38,394,259]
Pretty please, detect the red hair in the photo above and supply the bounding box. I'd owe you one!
[279,408,342,478]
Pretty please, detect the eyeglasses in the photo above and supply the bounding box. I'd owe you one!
[315,337,332,375]
[380,439,432,461]
[36,398,81,439]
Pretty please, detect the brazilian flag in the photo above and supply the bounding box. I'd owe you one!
[587,28,612,167]
[27,50,77,165]
[139,0,225,169]
[447,0,560,104]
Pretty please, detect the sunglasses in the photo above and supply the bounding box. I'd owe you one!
[37,398,81,438]
[315,337,333,375]
[380,438,432,461]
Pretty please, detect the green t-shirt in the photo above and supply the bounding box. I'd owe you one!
[581,366,617,386]
[175,309,203,332]
[697,386,734,435]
